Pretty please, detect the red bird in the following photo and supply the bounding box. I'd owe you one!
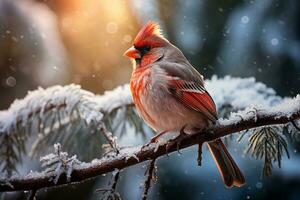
[124,22,245,188]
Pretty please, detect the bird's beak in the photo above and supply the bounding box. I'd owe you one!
[123,46,141,59]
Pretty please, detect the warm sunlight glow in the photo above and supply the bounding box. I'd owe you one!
[41,0,139,91]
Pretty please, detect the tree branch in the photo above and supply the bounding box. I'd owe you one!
[0,95,299,192]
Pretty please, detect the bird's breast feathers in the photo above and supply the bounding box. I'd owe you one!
[130,66,155,125]
[130,66,207,132]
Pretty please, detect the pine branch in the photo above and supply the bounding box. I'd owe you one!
[246,126,289,177]
[0,94,299,192]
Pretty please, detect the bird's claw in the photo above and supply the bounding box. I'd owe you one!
[165,126,188,154]
[165,134,186,154]
[141,137,158,151]
[140,142,152,151]
[141,131,169,151]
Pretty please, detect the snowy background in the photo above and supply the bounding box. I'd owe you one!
[0,0,300,199]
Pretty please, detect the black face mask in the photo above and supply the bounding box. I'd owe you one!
[134,45,151,57]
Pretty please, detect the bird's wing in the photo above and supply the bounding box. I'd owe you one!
[161,61,205,85]
[159,62,217,122]
[168,78,217,122]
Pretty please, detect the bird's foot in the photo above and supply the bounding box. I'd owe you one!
[199,127,215,141]
[140,131,169,151]
[166,126,188,154]
[140,138,157,151]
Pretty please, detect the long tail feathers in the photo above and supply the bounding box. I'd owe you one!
[207,139,245,188]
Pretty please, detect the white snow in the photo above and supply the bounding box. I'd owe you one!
[270,94,300,117]
[73,146,141,170]
[206,75,282,110]
[95,84,133,114]
[219,94,300,126]
[0,84,102,135]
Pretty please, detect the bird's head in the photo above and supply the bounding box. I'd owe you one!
[124,22,169,68]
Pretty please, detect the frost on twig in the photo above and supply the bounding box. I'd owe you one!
[40,143,81,184]
[98,123,119,154]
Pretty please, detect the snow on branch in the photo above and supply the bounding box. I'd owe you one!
[206,75,281,109]
[0,94,299,192]
[0,84,100,134]
[0,84,132,174]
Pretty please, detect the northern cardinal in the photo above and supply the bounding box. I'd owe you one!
[124,22,245,188]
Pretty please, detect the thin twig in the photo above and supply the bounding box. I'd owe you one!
[197,143,203,166]
[141,159,157,200]
[99,123,119,154]
[291,120,300,132]
[111,170,120,192]
[95,170,121,200]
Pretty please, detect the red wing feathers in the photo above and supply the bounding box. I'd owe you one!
[169,79,218,122]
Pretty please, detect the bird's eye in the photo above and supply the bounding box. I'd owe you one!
[135,45,151,55]
[143,45,151,52]
[139,45,151,54]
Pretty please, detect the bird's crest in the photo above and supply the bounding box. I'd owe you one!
[134,21,163,47]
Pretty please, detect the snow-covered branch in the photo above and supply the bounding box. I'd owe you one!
[0,95,299,192]
[0,84,133,174]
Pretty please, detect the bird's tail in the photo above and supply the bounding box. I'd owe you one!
[207,138,245,188]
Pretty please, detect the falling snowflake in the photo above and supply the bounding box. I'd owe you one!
[271,38,279,46]
[241,16,250,24]
[106,22,118,34]
[6,76,16,87]
[123,35,132,43]
[256,182,263,189]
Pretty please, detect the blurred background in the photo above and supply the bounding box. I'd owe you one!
[0,0,299,199]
